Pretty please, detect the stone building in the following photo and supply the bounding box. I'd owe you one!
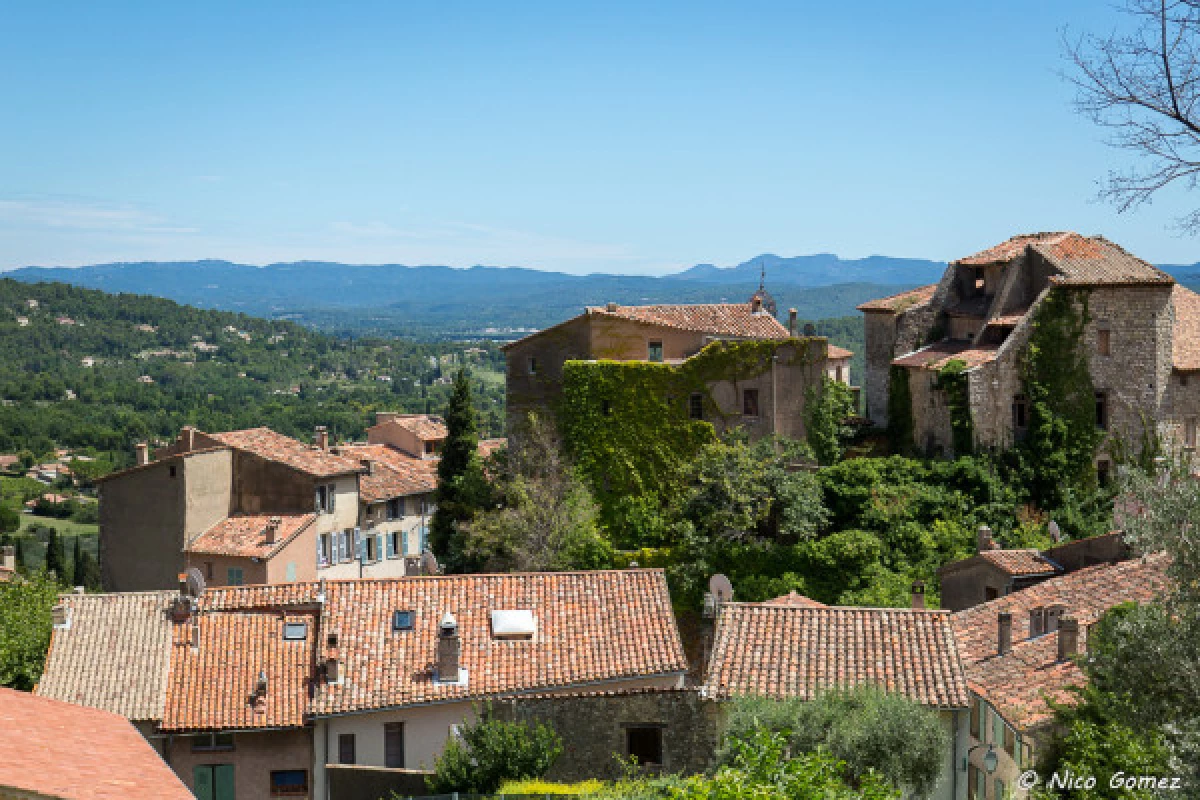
[858,232,1200,464]
[503,296,853,440]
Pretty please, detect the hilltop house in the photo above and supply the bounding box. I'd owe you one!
[951,554,1168,799]
[98,416,448,592]
[703,598,971,800]
[503,293,854,439]
[37,569,688,800]
[858,232,1200,465]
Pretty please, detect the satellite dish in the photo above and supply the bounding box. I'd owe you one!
[185,567,206,597]
[708,574,734,605]
[1047,520,1062,544]
[421,550,440,576]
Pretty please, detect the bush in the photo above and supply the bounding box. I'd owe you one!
[426,704,563,794]
[496,778,603,795]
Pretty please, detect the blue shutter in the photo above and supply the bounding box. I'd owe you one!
[419,525,428,553]
[355,528,364,562]
[316,534,323,566]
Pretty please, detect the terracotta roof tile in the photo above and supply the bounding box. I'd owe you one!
[161,608,318,731]
[186,513,317,559]
[390,415,447,440]
[339,444,438,503]
[952,554,1169,730]
[478,438,508,458]
[977,549,1061,577]
[0,687,192,800]
[209,427,363,478]
[953,232,1173,286]
[891,340,1001,370]
[955,232,1072,266]
[857,284,938,313]
[763,591,826,608]
[827,345,854,360]
[704,604,969,708]
[586,303,791,339]
[1173,285,1200,371]
[37,591,175,721]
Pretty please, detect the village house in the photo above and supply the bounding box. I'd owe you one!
[36,569,688,800]
[0,546,16,582]
[98,417,452,592]
[0,686,192,800]
[503,292,854,439]
[938,528,1131,612]
[950,553,1168,799]
[703,596,971,800]
[859,232,1200,468]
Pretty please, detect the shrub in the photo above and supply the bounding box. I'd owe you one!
[426,704,563,794]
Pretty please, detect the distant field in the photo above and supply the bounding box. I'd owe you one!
[20,514,99,538]
[9,515,99,574]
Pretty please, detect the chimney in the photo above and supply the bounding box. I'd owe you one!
[325,657,339,683]
[0,546,14,573]
[751,296,763,313]
[605,302,618,312]
[315,426,329,451]
[911,581,926,610]
[255,670,268,697]
[51,603,68,627]
[134,442,149,466]
[998,611,1013,655]
[180,426,196,453]
[437,611,461,682]
[1058,616,1080,661]
[788,308,798,336]
[362,460,375,476]
[264,517,282,544]
[977,525,995,553]
[177,572,189,595]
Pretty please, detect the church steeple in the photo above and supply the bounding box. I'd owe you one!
[749,258,777,317]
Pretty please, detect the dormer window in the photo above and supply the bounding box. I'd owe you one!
[490,609,536,640]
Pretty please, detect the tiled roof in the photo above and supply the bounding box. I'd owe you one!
[955,232,1071,266]
[478,438,508,458]
[388,415,447,440]
[856,284,938,313]
[339,444,438,503]
[978,549,1060,576]
[37,591,175,721]
[209,427,363,478]
[827,345,854,360]
[1173,285,1200,371]
[763,591,826,608]
[0,687,192,800]
[161,608,318,732]
[203,570,687,716]
[586,303,791,339]
[186,512,317,559]
[704,604,969,708]
[892,340,1001,370]
[954,232,1173,286]
[952,554,1169,729]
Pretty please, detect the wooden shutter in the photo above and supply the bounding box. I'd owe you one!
[193,766,214,800]
[214,765,235,800]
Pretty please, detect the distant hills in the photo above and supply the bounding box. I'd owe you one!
[3,254,947,338]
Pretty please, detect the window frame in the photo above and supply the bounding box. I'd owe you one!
[742,388,760,418]
[647,340,664,363]
[191,731,235,752]
[269,769,308,797]
[337,733,356,765]
[688,392,704,420]
[384,722,405,769]
[1095,390,1109,430]
[1097,327,1112,356]
[227,567,244,587]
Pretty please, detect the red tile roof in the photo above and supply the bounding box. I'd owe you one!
[978,549,1062,577]
[339,444,438,503]
[586,303,791,339]
[161,608,318,732]
[857,284,938,313]
[827,345,854,360]
[954,232,1174,286]
[0,687,192,800]
[186,512,317,559]
[763,591,826,608]
[37,591,176,721]
[955,232,1070,266]
[952,554,1169,730]
[209,427,363,478]
[1173,285,1200,371]
[202,570,687,716]
[891,340,1001,370]
[478,438,508,458]
[704,604,969,708]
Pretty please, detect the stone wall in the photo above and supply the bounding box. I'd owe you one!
[496,688,721,781]
[505,315,593,431]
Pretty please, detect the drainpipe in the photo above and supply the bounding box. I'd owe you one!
[771,355,779,437]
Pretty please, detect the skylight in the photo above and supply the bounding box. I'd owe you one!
[490,609,536,639]
[393,610,414,632]
[283,621,308,641]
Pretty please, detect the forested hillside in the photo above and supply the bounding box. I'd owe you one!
[0,279,506,465]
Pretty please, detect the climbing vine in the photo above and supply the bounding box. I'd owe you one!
[1019,288,1102,508]
[805,377,858,465]
[887,365,915,455]
[935,359,974,456]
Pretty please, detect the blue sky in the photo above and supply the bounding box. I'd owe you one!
[1,0,1197,274]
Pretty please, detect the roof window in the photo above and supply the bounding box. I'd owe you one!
[393,610,414,632]
[283,621,308,641]
[491,609,536,640]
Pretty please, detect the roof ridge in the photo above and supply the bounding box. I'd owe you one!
[728,602,950,614]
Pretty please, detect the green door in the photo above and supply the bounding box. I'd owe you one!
[193,765,234,800]
[215,764,235,800]
[193,766,213,800]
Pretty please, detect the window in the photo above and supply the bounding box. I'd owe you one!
[491,609,536,639]
[227,567,244,586]
[742,388,760,418]
[283,621,307,641]
[387,497,404,519]
[192,732,235,751]
[1097,458,1111,486]
[365,534,379,562]
[270,770,307,797]
[687,393,704,420]
[1187,418,1197,449]
[338,733,356,765]
[648,341,663,362]
[340,530,353,562]
[387,532,398,559]
[626,726,663,766]
[317,533,330,567]
[169,465,178,478]
[1097,328,1111,356]
[1030,608,1046,637]
[385,723,405,768]
[285,561,296,582]
[528,356,539,375]
[393,610,414,631]
[205,561,214,581]
[425,440,439,455]
[1012,394,1028,430]
[1095,391,1109,430]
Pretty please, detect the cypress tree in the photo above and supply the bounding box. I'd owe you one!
[45,529,66,585]
[431,369,489,571]
[72,535,101,591]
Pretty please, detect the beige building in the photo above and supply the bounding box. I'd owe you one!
[859,232,1200,464]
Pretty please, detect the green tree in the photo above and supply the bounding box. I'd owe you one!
[0,570,60,689]
[430,370,491,571]
[804,377,857,465]
[71,536,101,591]
[426,704,563,794]
[44,529,66,585]
[0,504,19,534]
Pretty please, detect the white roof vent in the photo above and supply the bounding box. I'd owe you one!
[491,609,536,639]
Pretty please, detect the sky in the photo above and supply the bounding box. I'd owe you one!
[1,0,1198,275]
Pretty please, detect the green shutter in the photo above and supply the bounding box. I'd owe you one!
[215,764,235,800]
[194,766,214,800]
